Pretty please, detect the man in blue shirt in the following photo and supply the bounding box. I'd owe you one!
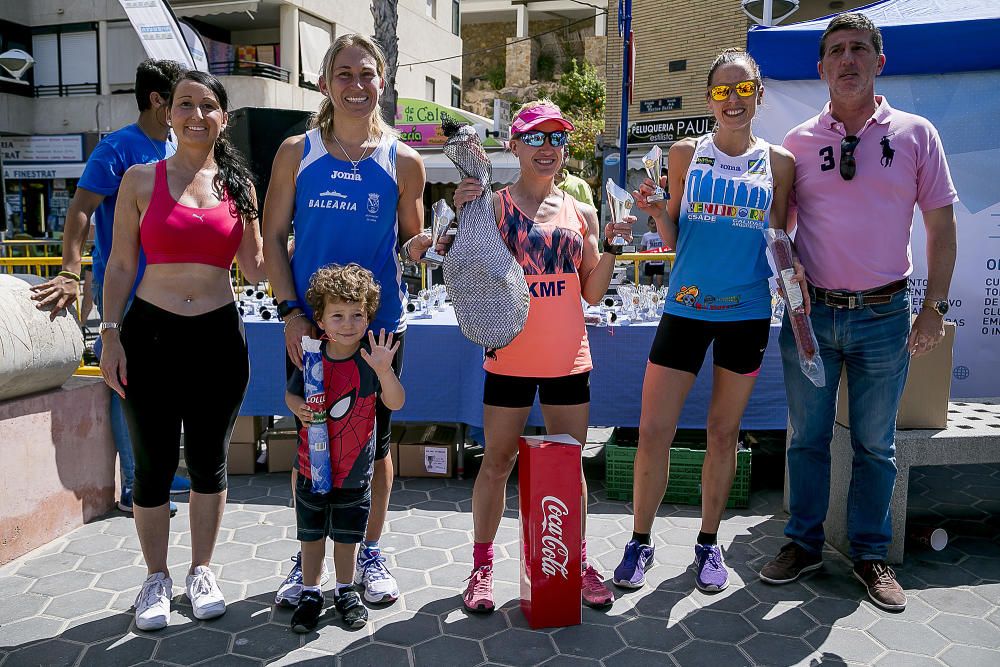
[31,59,189,512]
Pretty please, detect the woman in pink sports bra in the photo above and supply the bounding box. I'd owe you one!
[452,100,634,614]
[99,70,265,632]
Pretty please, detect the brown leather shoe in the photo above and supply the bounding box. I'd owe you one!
[853,560,906,611]
[759,542,823,584]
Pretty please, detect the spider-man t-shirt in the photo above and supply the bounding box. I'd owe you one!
[287,341,380,489]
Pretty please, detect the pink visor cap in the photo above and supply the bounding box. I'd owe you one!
[511,103,575,134]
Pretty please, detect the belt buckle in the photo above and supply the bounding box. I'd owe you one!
[848,295,856,309]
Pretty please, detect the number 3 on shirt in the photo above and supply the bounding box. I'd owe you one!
[819,146,837,171]
[819,146,835,171]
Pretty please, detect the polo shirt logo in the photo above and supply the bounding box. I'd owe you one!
[880,136,895,167]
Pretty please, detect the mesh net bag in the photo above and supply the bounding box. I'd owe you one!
[440,117,529,349]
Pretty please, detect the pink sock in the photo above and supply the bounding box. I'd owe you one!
[473,541,494,569]
[581,539,588,568]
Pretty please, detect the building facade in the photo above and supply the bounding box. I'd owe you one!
[0,0,462,238]
[601,0,871,191]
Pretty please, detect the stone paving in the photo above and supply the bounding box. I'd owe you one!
[1,463,999,667]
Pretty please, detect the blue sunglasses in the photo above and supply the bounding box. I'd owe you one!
[515,130,569,148]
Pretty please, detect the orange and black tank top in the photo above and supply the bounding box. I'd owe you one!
[484,187,592,378]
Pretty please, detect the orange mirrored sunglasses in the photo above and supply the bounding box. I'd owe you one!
[709,80,758,102]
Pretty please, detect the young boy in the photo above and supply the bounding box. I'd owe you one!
[285,263,405,632]
[640,216,666,288]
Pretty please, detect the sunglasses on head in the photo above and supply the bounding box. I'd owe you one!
[709,80,758,102]
[840,135,860,181]
[514,129,569,148]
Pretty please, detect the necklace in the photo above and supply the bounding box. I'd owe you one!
[138,124,167,160]
[331,132,373,173]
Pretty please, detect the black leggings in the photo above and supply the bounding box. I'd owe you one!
[121,297,249,507]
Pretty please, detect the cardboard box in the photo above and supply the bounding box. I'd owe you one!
[836,321,955,429]
[228,440,258,475]
[231,416,264,444]
[397,442,454,477]
[266,432,299,472]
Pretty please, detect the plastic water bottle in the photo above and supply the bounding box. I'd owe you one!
[302,338,332,493]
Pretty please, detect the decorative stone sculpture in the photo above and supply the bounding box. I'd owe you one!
[0,274,84,401]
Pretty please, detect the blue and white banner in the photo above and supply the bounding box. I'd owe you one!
[754,73,1000,398]
[117,0,197,70]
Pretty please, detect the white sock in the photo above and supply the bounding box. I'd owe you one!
[335,582,352,595]
[302,585,322,595]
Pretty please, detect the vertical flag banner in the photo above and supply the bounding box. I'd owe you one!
[117,0,196,69]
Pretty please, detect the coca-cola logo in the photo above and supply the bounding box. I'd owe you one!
[540,496,570,579]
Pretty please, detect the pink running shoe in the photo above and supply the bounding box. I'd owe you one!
[463,565,495,613]
[582,564,614,608]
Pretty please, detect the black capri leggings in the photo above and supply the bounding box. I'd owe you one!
[121,297,250,507]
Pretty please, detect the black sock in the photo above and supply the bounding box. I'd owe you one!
[631,532,651,546]
[697,531,717,545]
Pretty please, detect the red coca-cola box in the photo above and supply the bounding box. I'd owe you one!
[518,434,582,629]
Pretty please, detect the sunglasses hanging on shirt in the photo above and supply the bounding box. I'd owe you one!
[840,135,860,181]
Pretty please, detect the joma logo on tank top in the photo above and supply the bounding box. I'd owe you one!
[330,169,362,182]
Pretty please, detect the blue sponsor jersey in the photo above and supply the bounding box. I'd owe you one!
[77,123,174,289]
[665,134,774,321]
[290,128,404,333]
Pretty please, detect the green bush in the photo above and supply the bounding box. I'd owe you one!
[537,50,556,81]
[486,61,506,90]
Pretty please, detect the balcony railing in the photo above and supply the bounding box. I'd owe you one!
[209,61,290,84]
[33,83,100,97]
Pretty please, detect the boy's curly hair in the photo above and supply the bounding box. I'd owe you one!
[306,263,381,322]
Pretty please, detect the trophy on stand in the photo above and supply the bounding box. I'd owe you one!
[641,146,666,202]
[605,179,637,254]
[423,199,456,268]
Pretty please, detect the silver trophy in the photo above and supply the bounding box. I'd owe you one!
[642,145,665,202]
[423,199,456,268]
[606,179,636,254]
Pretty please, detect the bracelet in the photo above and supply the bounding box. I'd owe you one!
[602,239,623,256]
[58,270,81,282]
[400,236,423,266]
[282,312,307,327]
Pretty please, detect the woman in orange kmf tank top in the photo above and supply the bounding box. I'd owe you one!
[451,100,635,614]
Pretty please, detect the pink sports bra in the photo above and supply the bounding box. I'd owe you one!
[140,160,243,269]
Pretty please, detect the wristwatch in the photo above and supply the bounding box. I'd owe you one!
[923,299,949,316]
[602,238,623,256]
[276,300,302,318]
[99,322,120,334]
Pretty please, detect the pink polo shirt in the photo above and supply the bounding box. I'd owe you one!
[783,96,958,291]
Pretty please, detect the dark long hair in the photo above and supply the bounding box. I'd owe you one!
[167,70,257,223]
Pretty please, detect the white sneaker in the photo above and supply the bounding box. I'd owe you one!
[185,566,226,620]
[134,572,172,631]
[354,546,399,603]
[275,551,331,608]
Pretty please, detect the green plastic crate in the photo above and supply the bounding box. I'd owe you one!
[604,431,751,508]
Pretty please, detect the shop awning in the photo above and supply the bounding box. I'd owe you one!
[421,150,521,186]
[3,163,86,179]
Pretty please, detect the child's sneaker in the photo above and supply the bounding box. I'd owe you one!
[694,543,729,592]
[462,565,494,613]
[582,564,614,608]
[134,572,172,632]
[355,545,400,603]
[291,589,324,633]
[613,540,655,589]
[334,588,368,629]
[275,552,331,607]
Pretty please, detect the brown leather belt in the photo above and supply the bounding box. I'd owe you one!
[809,279,907,309]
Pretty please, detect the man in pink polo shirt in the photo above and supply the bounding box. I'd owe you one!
[758,13,958,612]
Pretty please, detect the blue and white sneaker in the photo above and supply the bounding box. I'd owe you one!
[169,475,191,495]
[275,552,330,608]
[354,546,399,603]
[613,540,655,589]
[694,543,729,592]
[118,488,177,517]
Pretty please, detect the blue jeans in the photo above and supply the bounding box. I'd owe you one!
[781,289,910,561]
[93,281,134,491]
